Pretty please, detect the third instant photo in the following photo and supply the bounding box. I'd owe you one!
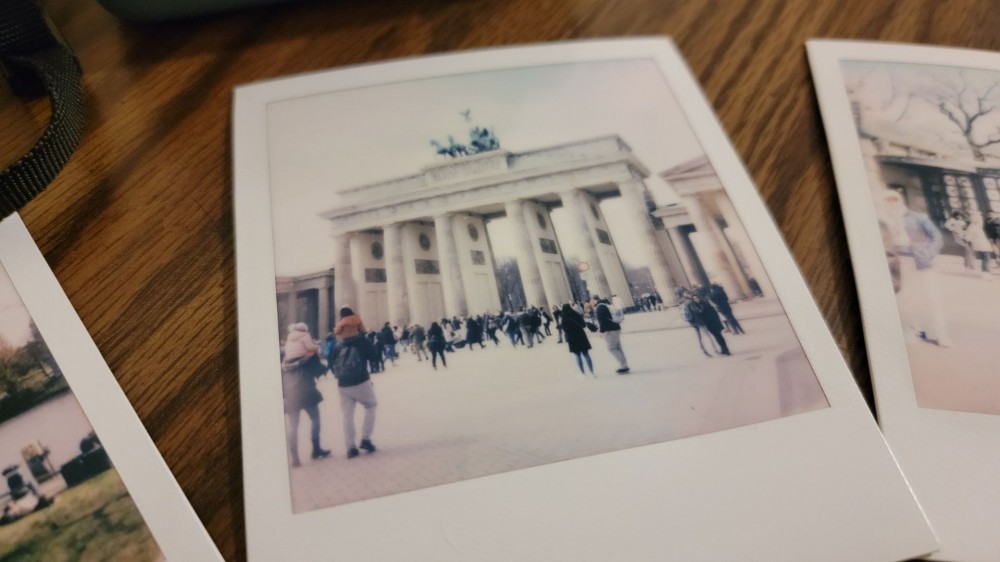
[809,39,1000,561]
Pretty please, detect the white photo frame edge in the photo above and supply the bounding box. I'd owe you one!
[807,38,1000,562]
[0,214,223,561]
[234,38,936,561]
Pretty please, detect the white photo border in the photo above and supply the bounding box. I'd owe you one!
[808,39,1000,562]
[0,214,222,561]
[235,38,936,561]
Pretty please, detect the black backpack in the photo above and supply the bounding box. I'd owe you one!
[332,345,366,380]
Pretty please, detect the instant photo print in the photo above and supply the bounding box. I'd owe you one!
[234,39,935,561]
[809,39,1000,561]
[0,215,222,561]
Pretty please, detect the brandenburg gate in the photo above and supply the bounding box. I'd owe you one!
[321,134,681,328]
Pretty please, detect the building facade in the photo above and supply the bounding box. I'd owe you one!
[320,135,680,328]
[656,156,773,299]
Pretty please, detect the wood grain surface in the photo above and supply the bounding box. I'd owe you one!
[3,1,999,559]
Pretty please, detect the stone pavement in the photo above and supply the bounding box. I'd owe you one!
[287,302,826,513]
[898,255,1000,415]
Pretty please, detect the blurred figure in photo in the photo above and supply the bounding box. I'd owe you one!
[880,190,951,347]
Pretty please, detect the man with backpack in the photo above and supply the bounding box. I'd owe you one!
[590,295,630,374]
[332,307,378,459]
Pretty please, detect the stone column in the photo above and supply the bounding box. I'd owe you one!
[670,226,702,287]
[703,200,752,298]
[684,196,748,298]
[317,283,330,335]
[617,179,677,301]
[383,223,411,326]
[504,199,548,308]
[434,214,469,317]
[283,289,297,330]
[657,228,690,293]
[333,233,356,312]
[715,194,773,297]
[559,190,611,299]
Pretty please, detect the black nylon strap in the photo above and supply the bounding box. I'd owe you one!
[0,0,84,220]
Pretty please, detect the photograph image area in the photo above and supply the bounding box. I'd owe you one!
[842,60,1000,415]
[0,264,162,561]
[267,58,828,513]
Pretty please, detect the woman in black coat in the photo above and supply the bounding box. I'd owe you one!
[465,317,485,349]
[691,294,730,356]
[560,304,596,377]
[427,322,448,369]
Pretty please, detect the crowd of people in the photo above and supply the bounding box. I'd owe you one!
[943,208,1000,278]
[278,287,747,467]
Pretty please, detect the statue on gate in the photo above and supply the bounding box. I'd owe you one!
[429,110,501,159]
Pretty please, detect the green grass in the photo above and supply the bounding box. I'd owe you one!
[0,469,162,562]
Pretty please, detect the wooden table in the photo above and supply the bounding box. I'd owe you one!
[3,1,998,559]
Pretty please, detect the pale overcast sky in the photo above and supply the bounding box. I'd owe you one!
[842,60,1000,159]
[267,58,707,276]
[0,265,32,348]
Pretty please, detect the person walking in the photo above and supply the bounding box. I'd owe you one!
[542,308,553,336]
[485,315,501,347]
[680,291,713,357]
[560,303,596,377]
[965,213,993,279]
[411,323,428,361]
[321,331,337,376]
[944,209,974,270]
[986,211,1000,266]
[881,191,950,346]
[399,325,411,354]
[590,295,630,374]
[689,293,730,355]
[281,322,331,467]
[465,316,486,349]
[427,321,448,369]
[502,312,519,347]
[530,308,545,343]
[380,322,398,365]
[332,308,378,459]
[553,305,564,343]
[517,307,535,348]
[367,332,384,373]
[707,282,745,334]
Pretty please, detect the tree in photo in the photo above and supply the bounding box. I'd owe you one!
[495,259,526,311]
[23,321,62,379]
[0,334,29,398]
[846,64,1000,161]
[922,73,1000,161]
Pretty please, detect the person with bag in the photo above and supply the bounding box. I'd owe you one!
[281,322,331,467]
[590,295,630,374]
[333,307,378,459]
[411,323,428,361]
[560,304,596,377]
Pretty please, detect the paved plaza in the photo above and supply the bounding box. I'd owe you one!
[902,255,1000,415]
[287,299,827,513]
